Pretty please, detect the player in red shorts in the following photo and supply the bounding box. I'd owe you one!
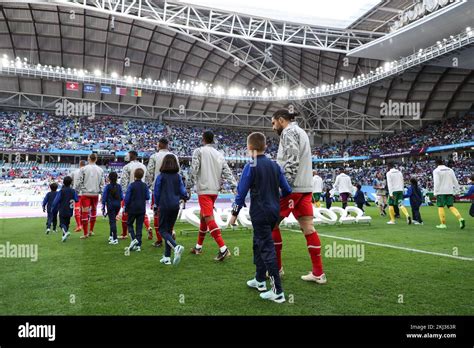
[271,109,327,284]
[71,160,86,232]
[187,131,237,261]
[76,153,105,239]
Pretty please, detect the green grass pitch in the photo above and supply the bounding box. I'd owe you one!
[0,204,472,315]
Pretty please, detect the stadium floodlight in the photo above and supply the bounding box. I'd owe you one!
[111,72,118,79]
[277,86,289,98]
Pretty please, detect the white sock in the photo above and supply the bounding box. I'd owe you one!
[196,244,202,249]
[219,245,227,253]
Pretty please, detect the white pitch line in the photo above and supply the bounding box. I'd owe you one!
[317,233,474,261]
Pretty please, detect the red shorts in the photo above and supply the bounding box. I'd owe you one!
[198,194,218,217]
[280,192,314,219]
[81,195,99,210]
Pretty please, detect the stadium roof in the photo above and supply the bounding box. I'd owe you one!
[0,0,473,133]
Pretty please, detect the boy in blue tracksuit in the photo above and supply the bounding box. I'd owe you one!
[154,154,188,265]
[42,182,59,234]
[353,184,367,212]
[102,171,123,245]
[229,132,292,304]
[124,168,150,252]
[461,175,474,217]
[51,176,79,242]
[404,178,423,224]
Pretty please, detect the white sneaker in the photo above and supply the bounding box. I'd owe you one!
[128,239,138,251]
[173,245,184,265]
[61,231,70,242]
[301,272,327,284]
[135,246,141,252]
[247,278,267,292]
[108,236,113,242]
[160,256,171,265]
[108,239,118,245]
[53,229,57,233]
[46,228,50,235]
[413,221,420,225]
[259,290,285,303]
[386,221,396,225]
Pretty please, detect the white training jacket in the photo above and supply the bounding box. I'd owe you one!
[71,168,81,191]
[433,165,460,195]
[312,175,323,193]
[76,163,105,196]
[334,173,352,194]
[120,160,147,193]
[386,168,404,195]
[277,122,313,193]
[145,149,180,187]
[188,144,237,195]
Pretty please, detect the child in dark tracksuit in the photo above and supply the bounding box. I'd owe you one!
[124,168,150,252]
[324,188,333,209]
[102,172,123,245]
[354,184,367,212]
[42,182,59,234]
[404,178,423,224]
[153,154,188,265]
[230,132,291,304]
[51,176,79,242]
[462,175,474,217]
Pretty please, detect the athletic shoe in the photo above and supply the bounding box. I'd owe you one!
[53,229,57,233]
[46,228,50,235]
[88,231,95,237]
[128,239,139,251]
[247,278,267,292]
[74,226,82,233]
[259,290,285,303]
[214,248,231,261]
[80,235,88,239]
[386,221,396,225]
[147,227,153,240]
[436,224,447,229]
[152,241,163,248]
[190,246,202,255]
[119,235,128,240]
[135,246,141,252]
[160,256,171,265]
[108,239,118,245]
[413,221,420,225]
[173,245,184,265]
[395,214,400,219]
[61,231,70,242]
[108,236,113,241]
[301,272,327,284]
[407,216,412,225]
[459,218,465,230]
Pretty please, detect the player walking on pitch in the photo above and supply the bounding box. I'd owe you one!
[71,160,86,232]
[188,131,237,261]
[76,153,105,239]
[312,170,323,208]
[433,159,465,229]
[271,108,326,284]
[386,163,412,225]
[146,138,180,247]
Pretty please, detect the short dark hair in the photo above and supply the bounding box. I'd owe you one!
[272,108,299,121]
[356,184,361,190]
[50,182,58,191]
[387,162,394,169]
[134,168,144,180]
[436,159,444,166]
[470,174,474,182]
[159,138,169,146]
[89,153,97,162]
[203,131,214,144]
[63,176,73,187]
[129,151,138,160]
[160,154,180,174]
[410,177,418,185]
[247,132,266,152]
[108,171,118,184]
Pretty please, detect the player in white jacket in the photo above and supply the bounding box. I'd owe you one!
[333,169,352,209]
[119,150,152,239]
[433,159,465,229]
[76,153,105,238]
[146,138,180,247]
[188,131,237,261]
[312,170,323,208]
[386,163,412,225]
